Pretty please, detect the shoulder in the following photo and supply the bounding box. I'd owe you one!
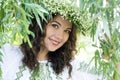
[0,43,24,79]
[0,43,23,61]
[0,44,24,73]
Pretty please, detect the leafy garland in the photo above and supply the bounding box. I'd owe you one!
[42,0,90,35]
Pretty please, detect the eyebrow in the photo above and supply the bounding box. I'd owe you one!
[52,21,61,26]
[67,28,72,30]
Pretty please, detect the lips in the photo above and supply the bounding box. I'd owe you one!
[49,38,60,45]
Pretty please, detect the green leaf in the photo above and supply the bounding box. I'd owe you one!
[24,3,48,14]
[0,8,4,21]
[94,50,100,67]
[79,0,85,11]
[0,50,3,62]
[33,8,43,32]
[36,8,47,22]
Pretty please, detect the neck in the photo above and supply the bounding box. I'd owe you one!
[37,47,49,61]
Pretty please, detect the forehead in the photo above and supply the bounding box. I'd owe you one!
[52,15,72,28]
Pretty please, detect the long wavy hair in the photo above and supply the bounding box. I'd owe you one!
[20,14,77,77]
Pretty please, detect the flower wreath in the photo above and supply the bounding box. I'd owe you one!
[42,0,89,34]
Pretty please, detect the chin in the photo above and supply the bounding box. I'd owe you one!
[49,50,57,52]
[48,48,58,52]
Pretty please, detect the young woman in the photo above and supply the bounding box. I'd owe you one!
[0,14,101,80]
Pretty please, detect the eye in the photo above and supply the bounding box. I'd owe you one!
[64,30,71,34]
[51,24,59,29]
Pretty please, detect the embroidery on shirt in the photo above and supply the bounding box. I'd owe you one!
[15,62,63,80]
[30,62,62,80]
[15,65,26,80]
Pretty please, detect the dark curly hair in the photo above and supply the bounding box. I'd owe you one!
[20,14,77,77]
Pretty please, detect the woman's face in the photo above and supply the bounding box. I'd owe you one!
[43,15,72,52]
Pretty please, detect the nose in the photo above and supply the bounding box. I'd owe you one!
[55,29,64,40]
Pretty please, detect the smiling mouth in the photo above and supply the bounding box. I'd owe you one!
[49,38,60,45]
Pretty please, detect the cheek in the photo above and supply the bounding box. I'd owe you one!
[63,35,69,43]
[45,26,53,35]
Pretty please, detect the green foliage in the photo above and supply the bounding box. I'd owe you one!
[74,0,120,79]
[0,0,120,79]
[0,0,48,78]
[80,0,120,79]
[0,0,48,47]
